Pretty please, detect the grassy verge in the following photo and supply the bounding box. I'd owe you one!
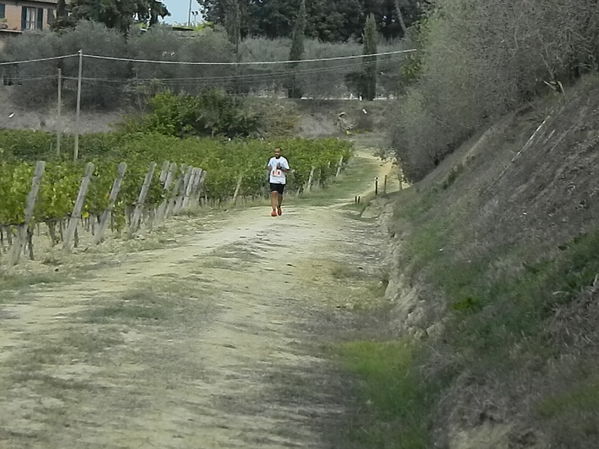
[338,340,442,449]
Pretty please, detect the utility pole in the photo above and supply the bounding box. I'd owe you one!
[56,68,62,157]
[74,49,83,161]
[188,0,193,27]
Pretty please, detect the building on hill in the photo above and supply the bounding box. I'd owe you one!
[0,0,58,34]
[0,0,59,54]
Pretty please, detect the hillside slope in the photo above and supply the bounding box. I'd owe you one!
[382,76,599,448]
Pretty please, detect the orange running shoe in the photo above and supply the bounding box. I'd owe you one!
[271,210,277,217]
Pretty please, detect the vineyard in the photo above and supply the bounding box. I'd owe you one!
[0,131,352,266]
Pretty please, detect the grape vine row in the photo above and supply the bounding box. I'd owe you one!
[0,135,352,231]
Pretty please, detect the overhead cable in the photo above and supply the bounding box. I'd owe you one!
[83,48,417,66]
[0,53,78,66]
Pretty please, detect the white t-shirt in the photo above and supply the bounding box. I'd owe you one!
[268,156,290,184]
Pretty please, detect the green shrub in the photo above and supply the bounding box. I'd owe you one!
[123,90,262,138]
[0,130,56,159]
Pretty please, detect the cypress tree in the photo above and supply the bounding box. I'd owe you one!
[362,13,378,101]
[224,0,241,54]
[51,0,73,30]
[287,0,306,98]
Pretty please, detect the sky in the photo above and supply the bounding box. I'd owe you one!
[162,0,199,25]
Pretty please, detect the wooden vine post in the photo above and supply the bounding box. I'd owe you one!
[182,168,200,210]
[174,166,193,213]
[94,162,127,245]
[336,156,344,177]
[195,170,207,205]
[156,162,178,224]
[130,162,157,234]
[158,161,170,184]
[232,173,244,204]
[306,166,316,192]
[63,162,95,252]
[189,168,204,207]
[165,165,186,218]
[9,161,45,266]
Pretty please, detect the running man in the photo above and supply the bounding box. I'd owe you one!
[266,147,290,216]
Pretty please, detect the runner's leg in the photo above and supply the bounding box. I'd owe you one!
[270,190,278,216]
[277,185,284,215]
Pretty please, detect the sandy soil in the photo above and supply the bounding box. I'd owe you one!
[0,150,398,449]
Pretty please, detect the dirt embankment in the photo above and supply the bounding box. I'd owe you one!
[381,76,599,448]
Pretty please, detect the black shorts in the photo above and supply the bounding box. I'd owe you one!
[270,183,285,194]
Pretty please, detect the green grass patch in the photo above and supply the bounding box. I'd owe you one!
[538,377,599,419]
[85,289,176,324]
[394,188,438,223]
[536,375,599,445]
[338,340,440,449]
[330,262,370,280]
[440,163,465,190]
[0,272,67,304]
[403,219,448,268]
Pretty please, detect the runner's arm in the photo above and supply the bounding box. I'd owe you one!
[278,160,290,172]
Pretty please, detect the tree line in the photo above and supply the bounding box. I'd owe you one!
[2,22,405,107]
[50,0,426,43]
[54,0,170,33]
[27,0,404,101]
[199,0,426,42]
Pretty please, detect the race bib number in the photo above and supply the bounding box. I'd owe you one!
[272,169,283,177]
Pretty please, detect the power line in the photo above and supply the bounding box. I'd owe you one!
[83,48,417,66]
[60,57,384,85]
[5,74,58,81]
[0,54,78,66]
[3,50,408,98]
[0,48,414,69]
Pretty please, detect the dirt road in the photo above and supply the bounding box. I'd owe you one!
[0,151,396,449]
